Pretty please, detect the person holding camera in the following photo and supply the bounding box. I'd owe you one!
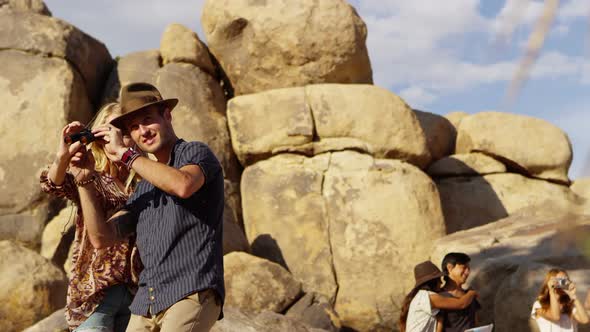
[399,261,479,332]
[531,268,590,332]
[78,82,225,332]
[40,103,142,331]
[439,252,481,332]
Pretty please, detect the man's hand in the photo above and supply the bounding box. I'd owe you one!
[93,125,127,163]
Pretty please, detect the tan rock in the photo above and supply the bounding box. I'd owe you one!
[0,201,51,250]
[286,293,341,332]
[325,151,445,331]
[0,0,51,15]
[456,111,572,183]
[437,173,582,233]
[201,0,372,95]
[41,204,75,267]
[0,240,67,332]
[444,111,469,131]
[101,50,161,103]
[427,153,507,177]
[308,84,431,168]
[242,150,445,331]
[431,212,590,332]
[211,307,324,332]
[160,24,215,75]
[155,63,239,180]
[0,11,112,102]
[22,308,67,332]
[414,110,455,161]
[223,181,249,255]
[571,177,590,202]
[227,87,314,165]
[0,50,92,223]
[242,153,337,299]
[223,252,302,313]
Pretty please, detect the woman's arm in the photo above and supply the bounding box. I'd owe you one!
[429,290,478,310]
[567,283,590,324]
[47,122,86,185]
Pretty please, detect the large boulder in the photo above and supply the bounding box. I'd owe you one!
[211,307,330,332]
[242,153,337,300]
[0,11,112,103]
[228,85,431,168]
[325,151,445,331]
[456,111,573,184]
[160,23,215,75]
[0,49,92,243]
[41,204,75,267]
[431,211,590,332]
[22,308,67,332]
[101,50,161,102]
[571,178,590,203]
[223,252,302,313]
[286,293,341,332]
[413,110,455,162]
[223,180,249,255]
[227,87,314,165]
[0,240,67,332]
[0,0,51,15]
[201,0,372,95]
[242,151,446,331]
[427,153,507,178]
[436,173,583,233]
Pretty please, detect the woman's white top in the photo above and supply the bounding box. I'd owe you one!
[406,290,439,332]
[531,301,577,332]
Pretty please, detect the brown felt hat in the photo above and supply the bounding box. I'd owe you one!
[413,261,443,288]
[110,82,178,129]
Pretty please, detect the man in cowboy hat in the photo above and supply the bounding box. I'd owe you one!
[77,82,225,332]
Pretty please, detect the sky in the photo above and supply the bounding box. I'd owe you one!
[43,0,590,179]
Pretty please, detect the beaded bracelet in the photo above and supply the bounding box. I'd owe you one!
[74,173,98,187]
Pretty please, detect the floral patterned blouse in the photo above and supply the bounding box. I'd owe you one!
[40,169,142,331]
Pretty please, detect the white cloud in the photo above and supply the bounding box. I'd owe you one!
[559,0,590,20]
[490,0,545,43]
[399,86,437,107]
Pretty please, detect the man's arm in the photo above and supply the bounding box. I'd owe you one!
[126,156,205,199]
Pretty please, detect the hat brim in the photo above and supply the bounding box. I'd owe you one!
[414,271,443,289]
[110,98,179,129]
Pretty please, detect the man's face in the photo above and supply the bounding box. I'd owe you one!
[447,262,470,285]
[124,105,170,154]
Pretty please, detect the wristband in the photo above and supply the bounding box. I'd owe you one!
[121,147,140,169]
[75,173,98,187]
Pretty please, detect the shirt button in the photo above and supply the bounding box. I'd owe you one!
[150,295,155,301]
[149,287,154,292]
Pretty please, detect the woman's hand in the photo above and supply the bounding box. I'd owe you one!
[565,282,577,300]
[57,122,86,161]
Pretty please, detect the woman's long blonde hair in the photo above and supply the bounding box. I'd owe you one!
[89,103,139,192]
[536,268,574,316]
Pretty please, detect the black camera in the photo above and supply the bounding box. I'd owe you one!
[64,129,96,145]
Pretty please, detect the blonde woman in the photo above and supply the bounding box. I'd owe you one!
[40,103,142,332]
[531,269,590,332]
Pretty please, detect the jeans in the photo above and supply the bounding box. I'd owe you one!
[74,284,133,332]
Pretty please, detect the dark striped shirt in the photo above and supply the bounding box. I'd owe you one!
[122,139,225,316]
